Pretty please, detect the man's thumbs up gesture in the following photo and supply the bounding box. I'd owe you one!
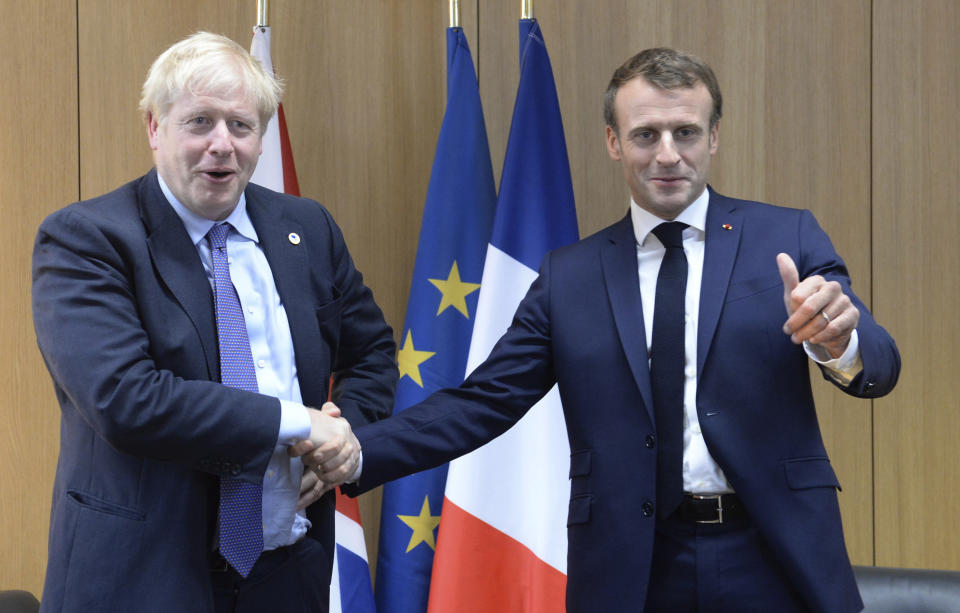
[777,253,858,359]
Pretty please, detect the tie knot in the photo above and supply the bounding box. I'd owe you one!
[207,223,231,250]
[652,222,687,249]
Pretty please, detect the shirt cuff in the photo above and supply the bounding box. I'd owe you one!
[278,399,312,446]
[349,452,364,484]
[803,329,863,386]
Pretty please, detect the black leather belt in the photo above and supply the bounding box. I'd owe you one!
[672,493,746,524]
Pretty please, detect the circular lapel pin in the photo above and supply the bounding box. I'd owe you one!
[288,232,301,245]
[722,224,733,230]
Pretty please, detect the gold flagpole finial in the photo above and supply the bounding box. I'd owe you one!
[257,0,269,27]
[449,0,460,29]
[521,0,533,20]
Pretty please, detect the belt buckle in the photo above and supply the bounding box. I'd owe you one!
[692,493,724,524]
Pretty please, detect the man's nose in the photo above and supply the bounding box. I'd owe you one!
[655,134,681,166]
[207,121,234,155]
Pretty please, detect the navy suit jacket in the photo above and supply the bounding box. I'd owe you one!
[347,189,899,612]
[32,170,397,613]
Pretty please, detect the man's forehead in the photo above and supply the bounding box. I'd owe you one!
[169,89,259,115]
[616,79,711,124]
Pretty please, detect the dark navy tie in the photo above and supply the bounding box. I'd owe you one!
[650,222,688,519]
[207,223,263,577]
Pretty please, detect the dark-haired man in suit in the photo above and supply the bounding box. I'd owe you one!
[318,48,899,612]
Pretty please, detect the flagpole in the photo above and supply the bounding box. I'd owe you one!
[449,0,460,28]
[521,0,533,19]
[257,0,269,27]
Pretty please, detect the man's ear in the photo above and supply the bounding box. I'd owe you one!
[146,112,160,151]
[605,125,622,161]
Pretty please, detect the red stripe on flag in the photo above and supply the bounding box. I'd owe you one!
[277,104,301,197]
[427,497,566,613]
[335,488,362,524]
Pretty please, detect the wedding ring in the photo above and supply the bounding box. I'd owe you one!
[821,311,831,324]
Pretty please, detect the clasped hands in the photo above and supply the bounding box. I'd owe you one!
[288,401,358,509]
[777,253,858,359]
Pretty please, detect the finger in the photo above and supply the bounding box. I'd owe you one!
[300,467,320,494]
[287,438,315,458]
[297,472,327,510]
[784,280,840,341]
[321,401,341,418]
[776,253,800,316]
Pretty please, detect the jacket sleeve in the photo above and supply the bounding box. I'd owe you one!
[797,209,900,398]
[345,253,559,495]
[32,205,278,481]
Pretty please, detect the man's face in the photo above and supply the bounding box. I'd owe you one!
[148,88,263,221]
[605,78,718,220]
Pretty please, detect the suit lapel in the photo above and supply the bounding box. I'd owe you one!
[140,170,219,380]
[601,214,655,421]
[697,189,743,374]
[245,190,329,405]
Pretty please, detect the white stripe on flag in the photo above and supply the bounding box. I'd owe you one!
[446,244,570,573]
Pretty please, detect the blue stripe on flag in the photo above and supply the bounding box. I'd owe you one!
[337,545,377,613]
[490,19,579,269]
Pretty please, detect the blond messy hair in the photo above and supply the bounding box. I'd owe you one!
[139,31,283,132]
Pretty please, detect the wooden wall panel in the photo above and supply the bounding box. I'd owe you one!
[479,0,876,563]
[872,0,960,570]
[0,0,77,596]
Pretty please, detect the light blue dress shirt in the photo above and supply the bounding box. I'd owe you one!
[158,175,313,550]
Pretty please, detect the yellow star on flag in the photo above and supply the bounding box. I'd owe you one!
[397,496,442,552]
[397,330,435,387]
[428,261,481,318]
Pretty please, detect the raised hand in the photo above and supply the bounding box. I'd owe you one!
[777,253,858,359]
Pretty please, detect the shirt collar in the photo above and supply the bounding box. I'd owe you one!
[156,173,259,246]
[630,187,710,246]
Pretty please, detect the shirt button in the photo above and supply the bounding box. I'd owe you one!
[257,359,266,368]
[267,469,275,479]
[227,257,233,264]
[691,424,702,435]
[685,365,696,378]
[247,306,254,314]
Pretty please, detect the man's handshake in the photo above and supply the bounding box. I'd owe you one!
[288,402,360,509]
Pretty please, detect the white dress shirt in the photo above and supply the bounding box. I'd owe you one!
[629,189,862,494]
[159,175,313,549]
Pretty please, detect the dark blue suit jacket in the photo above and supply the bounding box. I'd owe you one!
[32,170,397,612]
[347,189,899,612]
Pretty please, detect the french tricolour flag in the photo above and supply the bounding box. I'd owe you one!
[426,19,579,613]
[250,26,376,613]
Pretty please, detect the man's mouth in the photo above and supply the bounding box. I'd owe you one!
[200,169,234,181]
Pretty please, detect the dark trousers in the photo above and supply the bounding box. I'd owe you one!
[211,537,330,613]
[643,516,809,613]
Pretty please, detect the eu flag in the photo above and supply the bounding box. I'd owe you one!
[374,27,497,613]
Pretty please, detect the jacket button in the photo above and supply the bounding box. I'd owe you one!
[645,435,656,448]
[642,501,654,517]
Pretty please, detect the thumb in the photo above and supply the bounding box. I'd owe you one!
[321,401,341,418]
[776,253,800,315]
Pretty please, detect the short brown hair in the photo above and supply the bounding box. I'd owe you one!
[603,48,722,134]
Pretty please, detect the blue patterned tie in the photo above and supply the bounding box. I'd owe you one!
[207,223,263,578]
[650,222,688,519]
